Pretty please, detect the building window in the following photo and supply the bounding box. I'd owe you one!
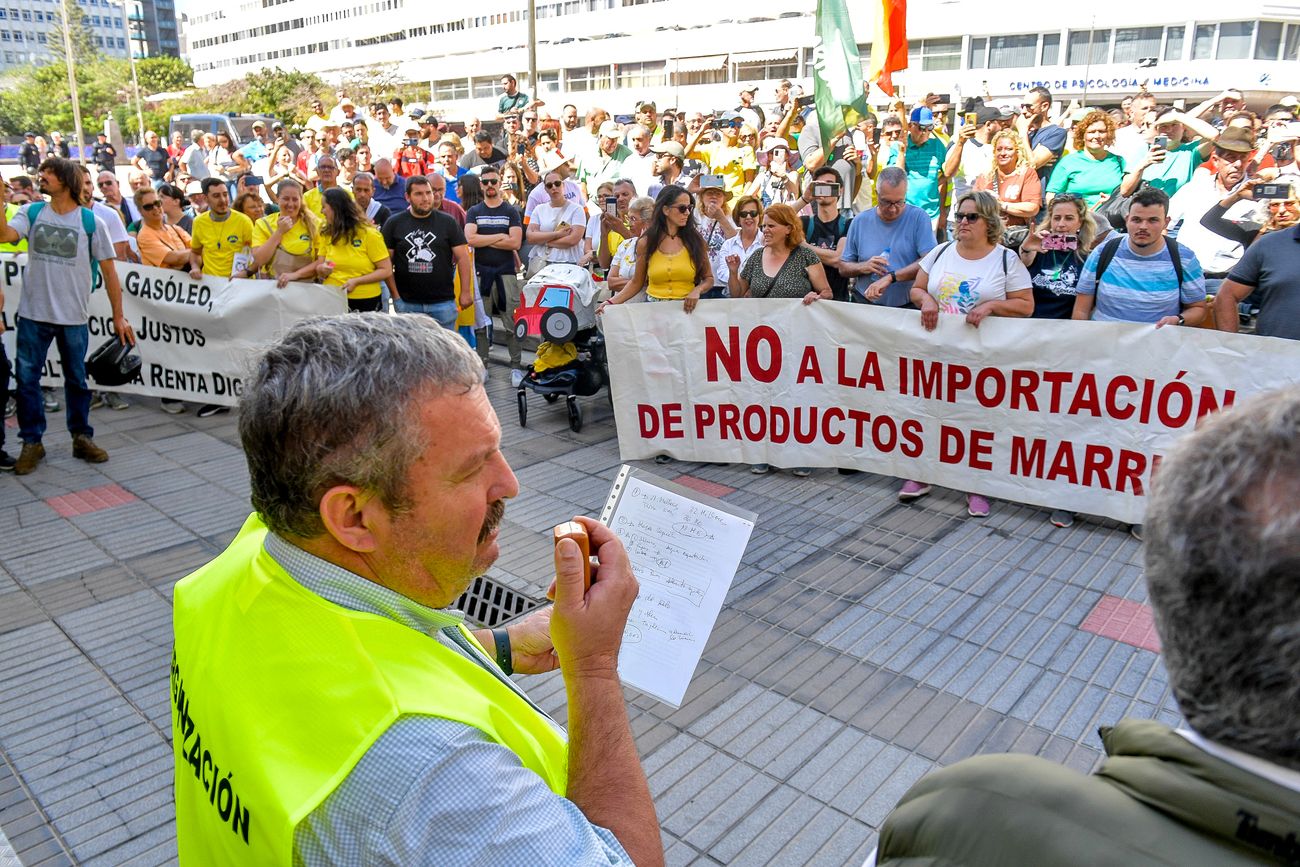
[988,34,1037,69]
[1041,32,1060,65]
[675,68,728,86]
[1163,25,1184,60]
[1217,21,1253,59]
[907,37,960,71]
[1112,26,1161,64]
[566,64,610,92]
[1067,28,1111,65]
[1285,23,1300,61]
[471,77,497,98]
[968,36,986,69]
[1255,21,1282,60]
[537,70,559,96]
[617,60,665,88]
[735,60,796,81]
[1193,24,1215,60]
[433,78,469,101]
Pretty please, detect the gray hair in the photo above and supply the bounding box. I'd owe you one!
[239,313,483,539]
[1144,386,1300,769]
[955,191,1005,245]
[876,166,907,190]
[628,195,654,221]
[352,171,374,185]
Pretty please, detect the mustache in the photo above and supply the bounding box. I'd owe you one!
[478,500,506,543]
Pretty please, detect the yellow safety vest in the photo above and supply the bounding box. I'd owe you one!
[171,514,568,865]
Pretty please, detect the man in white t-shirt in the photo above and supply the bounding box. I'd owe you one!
[942,106,1001,210]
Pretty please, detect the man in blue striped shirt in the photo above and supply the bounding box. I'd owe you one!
[1072,187,1208,327]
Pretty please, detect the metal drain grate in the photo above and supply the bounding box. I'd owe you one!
[453,575,544,627]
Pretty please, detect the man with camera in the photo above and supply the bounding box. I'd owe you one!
[1167,127,1257,292]
[0,157,135,475]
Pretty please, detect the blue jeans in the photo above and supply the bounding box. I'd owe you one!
[15,318,93,444]
[394,298,458,329]
[0,340,10,451]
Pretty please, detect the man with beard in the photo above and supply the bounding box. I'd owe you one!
[383,174,472,329]
[171,314,660,866]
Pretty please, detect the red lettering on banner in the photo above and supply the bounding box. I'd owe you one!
[718,403,741,439]
[822,407,845,445]
[946,364,972,403]
[705,327,740,382]
[694,404,715,437]
[1046,441,1078,485]
[975,369,1007,409]
[872,415,897,452]
[743,405,766,440]
[1043,371,1072,413]
[770,407,790,443]
[797,347,823,384]
[840,350,884,390]
[746,326,782,383]
[939,425,965,465]
[638,405,660,438]
[900,419,924,457]
[1068,373,1102,417]
[848,409,871,448]
[1009,369,1040,411]
[793,407,817,444]
[1196,385,1235,419]
[910,359,942,399]
[1082,444,1113,489]
[1106,375,1137,420]
[1010,436,1046,478]
[1117,450,1147,495]
[969,429,994,470]
[663,404,683,438]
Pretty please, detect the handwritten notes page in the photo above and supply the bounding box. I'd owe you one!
[600,466,756,707]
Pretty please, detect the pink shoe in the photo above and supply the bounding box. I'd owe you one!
[966,494,991,517]
[898,480,931,501]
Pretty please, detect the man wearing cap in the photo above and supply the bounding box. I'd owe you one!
[735,86,765,131]
[942,106,1002,207]
[897,106,947,230]
[628,102,660,147]
[233,121,271,177]
[620,125,658,196]
[91,131,117,175]
[19,132,40,175]
[647,141,688,198]
[396,124,434,178]
[1166,127,1259,291]
[185,180,208,220]
[696,176,737,299]
[434,142,469,205]
[460,131,507,173]
[497,74,530,118]
[579,121,631,194]
[1213,184,1300,342]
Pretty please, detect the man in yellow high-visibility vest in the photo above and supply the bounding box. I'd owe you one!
[171,313,663,866]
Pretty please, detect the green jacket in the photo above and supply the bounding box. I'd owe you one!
[878,719,1300,865]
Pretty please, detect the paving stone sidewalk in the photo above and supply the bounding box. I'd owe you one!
[0,362,1181,866]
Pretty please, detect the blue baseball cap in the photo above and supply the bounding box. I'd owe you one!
[909,106,935,128]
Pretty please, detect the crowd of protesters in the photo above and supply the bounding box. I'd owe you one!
[2,81,1297,514]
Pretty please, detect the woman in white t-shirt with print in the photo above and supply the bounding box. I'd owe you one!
[902,190,1034,518]
[525,171,587,277]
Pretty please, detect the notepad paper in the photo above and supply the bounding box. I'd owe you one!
[600,466,757,707]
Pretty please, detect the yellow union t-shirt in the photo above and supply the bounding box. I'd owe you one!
[252,215,315,257]
[190,210,254,277]
[303,185,353,223]
[319,224,387,299]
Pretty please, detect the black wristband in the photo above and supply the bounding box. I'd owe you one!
[492,628,513,676]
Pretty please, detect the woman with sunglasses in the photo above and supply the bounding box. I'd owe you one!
[134,187,191,270]
[603,186,712,313]
[156,183,192,233]
[903,191,1034,517]
[525,170,587,277]
[719,196,764,287]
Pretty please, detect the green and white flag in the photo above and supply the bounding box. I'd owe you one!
[812,0,869,150]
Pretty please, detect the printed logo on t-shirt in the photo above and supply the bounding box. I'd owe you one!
[351,238,362,247]
[935,273,981,314]
[402,228,438,274]
[31,223,78,260]
[1032,261,1080,297]
[226,234,239,244]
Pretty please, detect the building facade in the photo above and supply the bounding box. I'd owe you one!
[184,0,1300,116]
[0,0,180,71]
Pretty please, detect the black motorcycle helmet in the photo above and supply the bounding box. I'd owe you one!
[86,336,141,386]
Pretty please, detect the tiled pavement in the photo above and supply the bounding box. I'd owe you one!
[0,356,1181,866]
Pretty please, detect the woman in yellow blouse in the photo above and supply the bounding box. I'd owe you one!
[307,187,392,312]
[248,179,321,285]
[602,186,712,312]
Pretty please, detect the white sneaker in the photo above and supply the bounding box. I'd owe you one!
[511,369,525,388]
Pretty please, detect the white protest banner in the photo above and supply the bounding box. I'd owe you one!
[0,257,347,406]
[603,300,1300,524]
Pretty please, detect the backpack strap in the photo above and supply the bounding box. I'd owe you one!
[1092,236,1124,287]
[1165,239,1184,291]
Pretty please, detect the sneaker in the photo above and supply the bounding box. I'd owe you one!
[792,467,813,477]
[42,389,59,412]
[1129,523,1143,541]
[966,493,991,517]
[1049,510,1076,528]
[750,463,771,474]
[103,392,130,410]
[90,392,105,409]
[510,369,525,388]
[897,480,931,501]
[160,399,186,414]
[837,467,861,475]
[71,433,108,463]
[3,396,14,418]
[196,404,229,419]
[0,450,14,471]
[653,454,672,465]
[14,441,44,475]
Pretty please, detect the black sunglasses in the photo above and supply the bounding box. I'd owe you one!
[481,178,500,185]
[954,212,982,222]
[736,210,759,218]
[544,180,563,189]
[140,200,161,211]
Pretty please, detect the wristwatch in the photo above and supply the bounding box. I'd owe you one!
[885,270,896,283]
[1177,314,1186,326]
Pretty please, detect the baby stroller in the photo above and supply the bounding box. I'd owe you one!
[514,263,609,432]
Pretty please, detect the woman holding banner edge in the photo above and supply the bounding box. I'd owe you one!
[903,190,1034,517]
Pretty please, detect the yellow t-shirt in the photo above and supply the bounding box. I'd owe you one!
[190,210,254,277]
[702,143,757,200]
[646,247,696,300]
[318,224,388,299]
[303,186,353,223]
[252,215,315,258]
